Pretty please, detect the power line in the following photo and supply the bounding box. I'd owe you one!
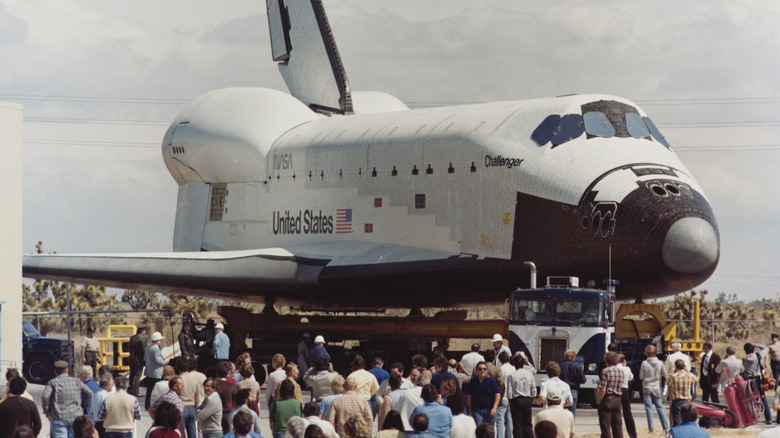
[674,144,780,152]
[1,94,189,105]
[658,121,780,129]
[25,138,160,149]
[25,117,170,126]
[8,93,780,107]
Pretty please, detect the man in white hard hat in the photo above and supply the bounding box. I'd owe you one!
[144,331,167,409]
[491,334,512,366]
[309,335,331,368]
[213,323,230,361]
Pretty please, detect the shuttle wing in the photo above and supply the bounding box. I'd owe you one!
[22,242,522,309]
[267,0,352,114]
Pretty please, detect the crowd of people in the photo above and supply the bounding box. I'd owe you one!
[2,326,780,438]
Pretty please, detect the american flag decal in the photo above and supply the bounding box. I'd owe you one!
[336,208,352,234]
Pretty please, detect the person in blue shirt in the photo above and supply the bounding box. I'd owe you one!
[410,385,452,438]
[145,332,168,410]
[79,366,101,418]
[408,413,439,438]
[369,358,391,386]
[671,403,709,438]
[308,336,331,368]
[466,361,501,426]
[213,323,231,361]
[368,357,391,418]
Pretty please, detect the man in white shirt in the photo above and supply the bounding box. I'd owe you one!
[303,401,338,438]
[664,342,691,376]
[461,344,485,376]
[532,388,573,438]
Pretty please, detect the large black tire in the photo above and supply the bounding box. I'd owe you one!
[24,354,54,384]
[723,410,738,428]
[709,417,721,429]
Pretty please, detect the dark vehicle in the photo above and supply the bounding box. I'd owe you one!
[22,321,74,384]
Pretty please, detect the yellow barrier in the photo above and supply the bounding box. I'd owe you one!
[98,325,137,373]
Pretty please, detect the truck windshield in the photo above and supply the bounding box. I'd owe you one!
[23,320,41,337]
[556,298,602,323]
[512,297,555,322]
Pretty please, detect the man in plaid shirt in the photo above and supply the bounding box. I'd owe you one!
[41,361,93,438]
[597,352,624,438]
[666,359,699,427]
[328,377,372,437]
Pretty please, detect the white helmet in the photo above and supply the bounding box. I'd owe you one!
[151,332,164,342]
[314,335,326,344]
[491,334,504,343]
[215,323,224,330]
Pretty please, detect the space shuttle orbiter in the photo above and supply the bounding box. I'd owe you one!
[23,0,719,308]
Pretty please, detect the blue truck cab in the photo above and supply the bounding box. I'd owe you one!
[507,276,616,405]
[22,320,74,384]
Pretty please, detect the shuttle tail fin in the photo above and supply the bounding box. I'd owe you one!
[266,0,353,114]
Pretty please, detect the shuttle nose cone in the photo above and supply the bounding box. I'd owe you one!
[662,217,719,274]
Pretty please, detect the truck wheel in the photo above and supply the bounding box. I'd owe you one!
[587,388,599,408]
[24,354,54,384]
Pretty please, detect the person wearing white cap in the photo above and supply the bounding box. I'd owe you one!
[308,335,331,368]
[491,334,512,366]
[213,323,231,361]
[532,387,574,438]
[144,331,168,409]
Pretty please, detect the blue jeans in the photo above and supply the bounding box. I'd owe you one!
[670,398,687,427]
[184,405,198,438]
[51,419,74,438]
[569,389,579,418]
[495,404,512,438]
[643,387,669,431]
[472,409,496,426]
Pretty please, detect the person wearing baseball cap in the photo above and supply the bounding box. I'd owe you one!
[532,387,574,438]
[308,335,331,368]
[144,331,167,409]
[42,360,92,438]
[213,323,231,361]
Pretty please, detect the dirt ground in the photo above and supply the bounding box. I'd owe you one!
[579,425,774,438]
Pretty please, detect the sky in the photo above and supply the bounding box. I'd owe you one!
[3,0,779,303]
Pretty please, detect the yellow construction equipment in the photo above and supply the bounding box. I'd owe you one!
[615,300,703,357]
[98,325,137,373]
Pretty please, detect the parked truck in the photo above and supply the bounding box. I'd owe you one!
[507,276,616,406]
[22,320,74,384]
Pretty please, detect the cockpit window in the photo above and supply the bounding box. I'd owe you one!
[626,113,650,139]
[531,115,560,146]
[643,117,670,149]
[583,111,615,138]
[530,100,671,149]
[551,114,584,147]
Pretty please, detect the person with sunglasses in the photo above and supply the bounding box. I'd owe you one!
[466,362,501,426]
